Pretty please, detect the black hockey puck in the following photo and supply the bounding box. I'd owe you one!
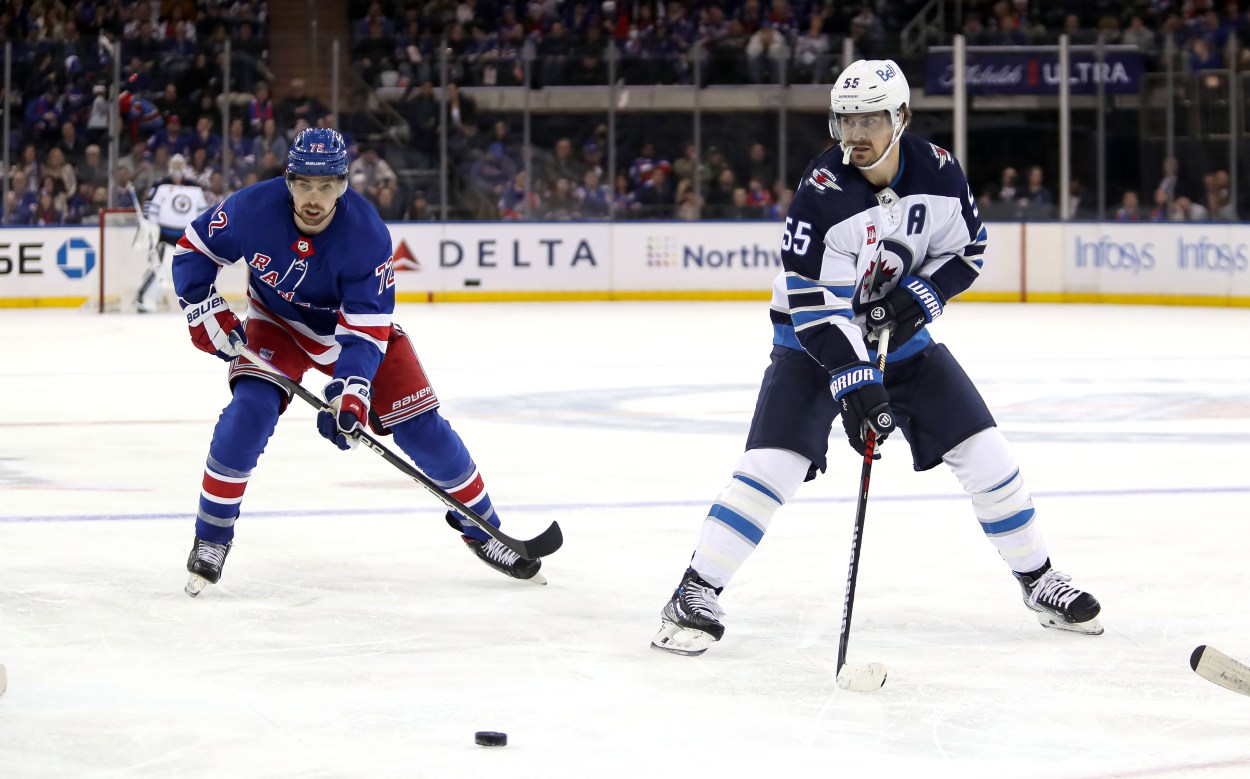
[474,731,507,747]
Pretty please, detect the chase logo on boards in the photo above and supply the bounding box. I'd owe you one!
[56,237,96,279]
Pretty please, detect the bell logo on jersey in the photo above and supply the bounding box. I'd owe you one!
[866,225,877,245]
[807,168,841,192]
[930,144,952,169]
[208,209,228,236]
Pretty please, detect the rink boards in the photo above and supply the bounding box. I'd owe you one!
[1,220,1249,307]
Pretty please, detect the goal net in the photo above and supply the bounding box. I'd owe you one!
[91,208,248,313]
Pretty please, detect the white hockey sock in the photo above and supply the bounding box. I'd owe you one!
[943,428,1048,574]
[690,448,810,589]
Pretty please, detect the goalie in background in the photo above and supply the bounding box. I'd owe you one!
[134,153,210,313]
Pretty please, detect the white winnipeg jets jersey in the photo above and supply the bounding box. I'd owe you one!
[770,132,987,372]
[143,179,213,232]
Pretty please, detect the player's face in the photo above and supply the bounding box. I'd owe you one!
[289,176,346,227]
[835,111,894,167]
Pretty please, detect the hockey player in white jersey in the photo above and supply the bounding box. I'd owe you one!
[134,154,211,312]
[652,59,1103,657]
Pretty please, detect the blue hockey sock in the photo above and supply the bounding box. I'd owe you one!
[392,411,499,541]
[195,378,282,544]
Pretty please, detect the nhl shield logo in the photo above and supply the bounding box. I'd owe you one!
[807,167,841,192]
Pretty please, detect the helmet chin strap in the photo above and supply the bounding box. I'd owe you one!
[844,124,906,171]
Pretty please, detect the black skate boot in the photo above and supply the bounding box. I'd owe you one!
[651,567,726,656]
[1015,559,1102,635]
[445,512,545,584]
[185,537,231,597]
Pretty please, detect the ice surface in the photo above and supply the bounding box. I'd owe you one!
[2,301,1249,778]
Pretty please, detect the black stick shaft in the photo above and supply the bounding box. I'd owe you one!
[836,326,890,673]
[229,337,562,560]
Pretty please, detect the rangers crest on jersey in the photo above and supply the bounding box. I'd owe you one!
[930,143,952,169]
[807,167,842,192]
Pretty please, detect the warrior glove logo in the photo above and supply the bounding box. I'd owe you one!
[869,305,886,322]
[875,411,893,428]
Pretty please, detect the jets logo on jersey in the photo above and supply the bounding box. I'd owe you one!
[208,210,227,236]
[930,144,952,169]
[859,257,897,300]
[173,193,194,213]
[807,168,842,192]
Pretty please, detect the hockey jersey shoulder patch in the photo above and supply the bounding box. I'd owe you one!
[929,143,953,169]
[806,167,842,192]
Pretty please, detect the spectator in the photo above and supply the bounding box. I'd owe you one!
[611,171,638,220]
[746,24,789,84]
[32,190,63,225]
[539,138,584,193]
[704,167,738,218]
[728,186,762,218]
[792,15,832,84]
[445,81,478,132]
[86,84,111,145]
[24,84,62,147]
[246,81,275,134]
[148,114,192,157]
[45,148,78,199]
[636,166,675,218]
[675,178,703,220]
[997,166,1019,204]
[154,83,189,128]
[1019,165,1054,219]
[542,177,581,220]
[673,142,709,189]
[498,171,540,220]
[575,168,612,219]
[276,78,329,137]
[1204,171,1237,220]
[401,80,440,168]
[348,146,398,196]
[472,142,520,204]
[251,118,288,163]
[78,145,108,190]
[405,190,436,221]
[190,115,223,167]
[1169,195,1209,221]
[60,123,87,166]
[1068,177,1094,219]
[745,143,776,193]
[1114,190,1142,221]
[1121,15,1155,54]
[12,144,40,188]
[1156,156,1183,202]
[8,170,38,220]
[373,184,405,220]
[1148,188,1170,221]
[65,182,97,224]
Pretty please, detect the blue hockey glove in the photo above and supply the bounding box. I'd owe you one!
[832,362,896,457]
[317,377,371,451]
[865,275,944,352]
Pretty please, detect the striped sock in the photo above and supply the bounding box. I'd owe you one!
[196,455,250,544]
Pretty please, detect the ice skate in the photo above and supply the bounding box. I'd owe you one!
[1015,560,1102,635]
[446,512,545,584]
[651,567,726,656]
[185,537,232,597]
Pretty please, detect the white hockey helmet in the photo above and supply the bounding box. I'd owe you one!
[828,59,911,169]
[169,153,188,181]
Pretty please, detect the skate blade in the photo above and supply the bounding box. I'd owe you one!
[184,573,211,598]
[525,570,547,586]
[650,622,717,656]
[1035,611,1103,635]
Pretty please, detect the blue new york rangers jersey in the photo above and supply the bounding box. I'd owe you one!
[772,132,987,373]
[171,177,396,382]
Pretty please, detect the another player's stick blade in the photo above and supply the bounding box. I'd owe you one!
[184,573,211,597]
[0,664,7,696]
[1191,645,1250,697]
[836,662,888,692]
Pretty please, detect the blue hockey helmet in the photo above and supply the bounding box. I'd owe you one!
[286,128,349,178]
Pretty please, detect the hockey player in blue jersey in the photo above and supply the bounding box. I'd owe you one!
[173,128,542,596]
[652,60,1102,656]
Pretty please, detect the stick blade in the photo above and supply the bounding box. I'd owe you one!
[515,520,563,560]
[836,662,888,692]
[1191,645,1250,697]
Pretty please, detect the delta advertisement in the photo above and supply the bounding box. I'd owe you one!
[3,221,1249,307]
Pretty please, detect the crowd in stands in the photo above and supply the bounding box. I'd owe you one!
[6,1,1250,226]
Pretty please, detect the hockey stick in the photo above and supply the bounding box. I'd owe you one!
[227,335,563,560]
[1191,645,1250,697]
[835,324,891,692]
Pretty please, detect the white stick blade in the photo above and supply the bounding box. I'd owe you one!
[836,662,888,692]
[0,664,6,696]
[1191,645,1250,697]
